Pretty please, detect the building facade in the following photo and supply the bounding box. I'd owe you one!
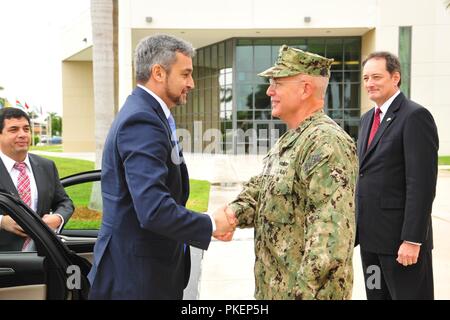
[61,0,450,155]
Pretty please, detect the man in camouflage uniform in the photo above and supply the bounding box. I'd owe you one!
[227,45,359,299]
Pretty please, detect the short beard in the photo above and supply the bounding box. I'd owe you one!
[165,79,185,106]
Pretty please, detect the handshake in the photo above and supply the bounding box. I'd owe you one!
[211,205,237,241]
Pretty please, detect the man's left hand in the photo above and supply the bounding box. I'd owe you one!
[42,214,62,231]
[396,241,420,267]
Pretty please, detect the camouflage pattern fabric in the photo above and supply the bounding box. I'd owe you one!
[229,110,358,300]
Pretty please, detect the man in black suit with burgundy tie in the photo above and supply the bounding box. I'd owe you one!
[356,52,439,300]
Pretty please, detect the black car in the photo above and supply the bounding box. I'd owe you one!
[0,170,100,299]
[0,170,202,300]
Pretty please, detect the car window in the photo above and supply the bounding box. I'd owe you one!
[64,181,102,230]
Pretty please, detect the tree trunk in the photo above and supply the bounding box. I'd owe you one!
[89,0,118,211]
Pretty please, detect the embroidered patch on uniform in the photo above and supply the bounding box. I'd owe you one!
[303,154,323,173]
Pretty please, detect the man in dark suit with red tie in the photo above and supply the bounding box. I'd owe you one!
[356,52,439,299]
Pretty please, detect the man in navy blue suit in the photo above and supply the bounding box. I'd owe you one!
[88,34,235,300]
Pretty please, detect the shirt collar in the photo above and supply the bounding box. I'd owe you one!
[377,90,401,115]
[0,150,31,173]
[137,84,171,119]
[295,110,325,134]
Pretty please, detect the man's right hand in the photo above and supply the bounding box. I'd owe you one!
[0,215,27,237]
[212,205,237,241]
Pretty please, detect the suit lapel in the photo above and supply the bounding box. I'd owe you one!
[0,159,18,195]
[133,87,183,177]
[29,154,45,216]
[133,87,176,152]
[358,109,373,164]
[360,93,404,168]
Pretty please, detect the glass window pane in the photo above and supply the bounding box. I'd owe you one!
[326,39,344,70]
[193,54,198,79]
[344,38,361,70]
[237,110,253,120]
[218,42,225,69]
[344,120,359,141]
[211,44,218,75]
[344,108,360,119]
[204,47,211,77]
[254,110,272,120]
[236,44,253,72]
[236,84,253,111]
[197,50,205,78]
[192,90,198,114]
[226,40,233,69]
[344,71,360,83]
[328,109,344,119]
[224,84,233,111]
[327,83,343,109]
[330,71,343,83]
[307,38,326,56]
[344,83,360,108]
[236,71,254,83]
[254,40,272,81]
[254,84,271,109]
[271,39,285,62]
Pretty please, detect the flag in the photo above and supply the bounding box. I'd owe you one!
[16,99,23,109]
[24,102,30,110]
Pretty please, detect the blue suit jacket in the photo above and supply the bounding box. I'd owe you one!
[88,87,212,299]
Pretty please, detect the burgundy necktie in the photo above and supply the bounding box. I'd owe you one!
[14,162,32,249]
[367,107,382,148]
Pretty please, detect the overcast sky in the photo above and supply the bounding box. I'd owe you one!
[0,0,90,115]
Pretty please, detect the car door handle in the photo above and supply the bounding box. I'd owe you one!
[0,268,15,276]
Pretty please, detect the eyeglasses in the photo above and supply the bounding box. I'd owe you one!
[268,79,306,90]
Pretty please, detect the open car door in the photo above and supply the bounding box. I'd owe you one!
[0,191,90,299]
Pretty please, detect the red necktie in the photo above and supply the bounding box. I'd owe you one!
[14,162,32,250]
[367,107,382,148]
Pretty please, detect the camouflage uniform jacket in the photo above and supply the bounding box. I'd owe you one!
[229,110,358,300]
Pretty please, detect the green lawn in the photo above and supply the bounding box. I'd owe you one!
[39,155,210,230]
[29,144,63,152]
[439,156,450,165]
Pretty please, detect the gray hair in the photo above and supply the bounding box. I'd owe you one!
[134,34,195,84]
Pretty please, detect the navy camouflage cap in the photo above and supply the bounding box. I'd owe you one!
[258,45,334,78]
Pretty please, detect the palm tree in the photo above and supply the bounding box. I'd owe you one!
[90,0,118,169]
[446,0,450,9]
[47,112,57,137]
[90,0,118,210]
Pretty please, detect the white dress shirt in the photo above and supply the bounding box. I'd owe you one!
[375,90,401,122]
[0,150,64,232]
[137,84,217,232]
